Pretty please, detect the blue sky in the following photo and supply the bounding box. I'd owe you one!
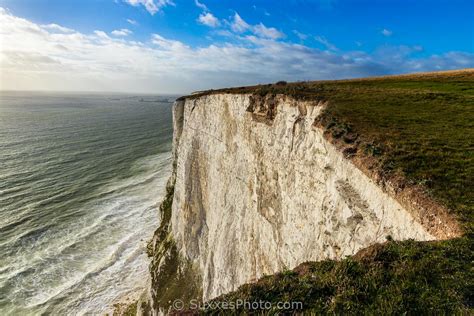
[0,0,473,93]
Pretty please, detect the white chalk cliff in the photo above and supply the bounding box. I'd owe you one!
[143,93,439,314]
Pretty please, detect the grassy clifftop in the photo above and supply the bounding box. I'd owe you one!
[184,69,473,314]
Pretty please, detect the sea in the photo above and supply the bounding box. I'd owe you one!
[0,91,174,315]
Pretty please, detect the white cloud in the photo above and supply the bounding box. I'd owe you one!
[213,29,234,37]
[195,0,208,11]
[1,9,472,94]
[195,0,219,29]
[229,13,284,39]
[124,0,174,15]
[151,34,189,51]
[94,30,110,39]
[230,13,250,33]
[41,23,74,33]
[198,12,220,27]
[127,19,138,25]
[111,28,133,36]
[382,28,393,37]
[293,30,308,40]
[315,35,338,51]
[253,23,284,39]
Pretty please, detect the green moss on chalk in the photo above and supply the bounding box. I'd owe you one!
[148,183,202,312]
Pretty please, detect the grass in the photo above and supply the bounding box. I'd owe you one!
[206,238,473,314]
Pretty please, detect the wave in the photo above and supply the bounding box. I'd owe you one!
[27,232,141,308]
[1,154,171,315]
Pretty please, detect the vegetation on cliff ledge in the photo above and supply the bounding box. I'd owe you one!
[205,238,473,314]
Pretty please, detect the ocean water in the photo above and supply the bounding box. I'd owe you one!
[0,91,174,315]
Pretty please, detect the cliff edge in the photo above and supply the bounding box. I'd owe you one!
[139,69,473,315]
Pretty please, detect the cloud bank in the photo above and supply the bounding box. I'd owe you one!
[0,8,472,94]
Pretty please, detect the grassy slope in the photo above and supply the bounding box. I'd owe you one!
[187,70,474,313]
[207,238,473,314]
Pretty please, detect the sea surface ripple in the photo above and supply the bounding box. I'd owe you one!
[0,91,174,315]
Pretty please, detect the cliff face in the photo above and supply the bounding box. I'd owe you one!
[145,93,438,313]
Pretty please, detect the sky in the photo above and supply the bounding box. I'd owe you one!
[0,0,473,94]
